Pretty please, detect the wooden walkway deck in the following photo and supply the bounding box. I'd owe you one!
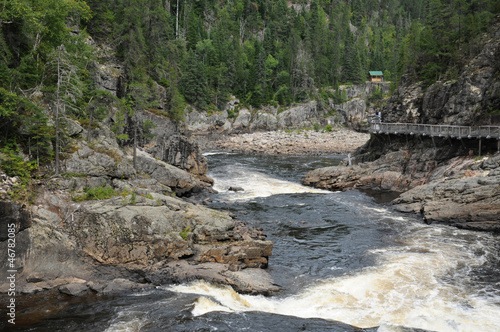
[369,122,500,140]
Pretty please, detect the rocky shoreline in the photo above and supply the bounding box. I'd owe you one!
[0,120,280,300]
[204,129,370,155]
[302,135,500,232]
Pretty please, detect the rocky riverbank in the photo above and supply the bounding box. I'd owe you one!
[0,118,279,298]
[204,129,370,155]
[303,141,500,232]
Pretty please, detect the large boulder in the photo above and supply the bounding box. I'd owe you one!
[186,109,231,133]
[250,112,278,131]
[277,101,320,129]
[156,134,208,177]
[233,108,252,130]
[134,150,210,196]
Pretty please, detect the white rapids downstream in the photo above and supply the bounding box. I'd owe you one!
[86,153,500,332]
[168,153,500,332]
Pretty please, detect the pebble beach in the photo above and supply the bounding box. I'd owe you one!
[209,129,370,155]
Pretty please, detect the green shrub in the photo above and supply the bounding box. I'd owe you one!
[324,124,333,132]
[73,185,117,201]
[0,147,37,185]
[180,225,192,240]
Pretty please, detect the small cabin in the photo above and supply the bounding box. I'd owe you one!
[368,71,384,82]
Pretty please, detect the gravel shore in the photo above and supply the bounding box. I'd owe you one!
[208,129,370,155]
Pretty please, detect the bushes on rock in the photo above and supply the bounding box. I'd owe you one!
[73,186,118,201]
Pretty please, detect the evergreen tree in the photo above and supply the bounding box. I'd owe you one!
[342,32,363,84]
[180,50,209,110]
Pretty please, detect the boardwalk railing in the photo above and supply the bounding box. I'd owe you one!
[369,121,500,140]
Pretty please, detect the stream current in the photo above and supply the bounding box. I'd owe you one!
[10,153,500,331]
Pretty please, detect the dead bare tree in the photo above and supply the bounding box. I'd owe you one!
[50,45,83,176]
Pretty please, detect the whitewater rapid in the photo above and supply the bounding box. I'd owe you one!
[167,153,500,331]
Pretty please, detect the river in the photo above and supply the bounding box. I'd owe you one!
[10,153,500,331]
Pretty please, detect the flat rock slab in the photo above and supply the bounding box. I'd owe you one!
[59,282,89,296]
[163,261,280,295]
[222,268,280,295]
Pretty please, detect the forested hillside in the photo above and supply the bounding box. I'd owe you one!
[0,0,499,184]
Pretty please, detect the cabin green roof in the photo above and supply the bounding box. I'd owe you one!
[369,71,383,76]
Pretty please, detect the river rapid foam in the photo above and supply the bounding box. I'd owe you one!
[167,153,500,332]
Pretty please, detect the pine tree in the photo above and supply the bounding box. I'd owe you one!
[180,50,209,110]
[342,32,363,84]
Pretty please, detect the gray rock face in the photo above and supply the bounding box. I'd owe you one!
[333,98,367,128]
[67,194,234,264]
[233,108,252,130]
[64,143,136,179]
[251,112,278,131]
[135,150,210,196]
[383,23,500,125]
[187,84,389,134]
[392,155,500,231]
[63,118,84,137]
[276,101,320,129]
[93,62,123,96]
[0,190,276,296]
[186,109,231,133]
[137,108,178,143]
[157,134,208,177]
[62,134,208,196]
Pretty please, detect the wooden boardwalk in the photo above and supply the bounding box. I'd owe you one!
[369,121,500,140]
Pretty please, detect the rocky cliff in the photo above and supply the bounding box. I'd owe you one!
[303,19,500,232]
[383,20,500,125]
[0,186,276,296]
[186,82,390,136]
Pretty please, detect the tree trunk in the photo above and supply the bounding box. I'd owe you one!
[176,0,179,39]
[133,119,137,170]
[55,45,62,176]
[86,97,94,142]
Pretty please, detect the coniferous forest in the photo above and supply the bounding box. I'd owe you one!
[0,0,499,182]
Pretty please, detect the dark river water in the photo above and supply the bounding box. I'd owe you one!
[6,153,500,331]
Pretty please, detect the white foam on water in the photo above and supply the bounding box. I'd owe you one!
[105,310,150,332]
[203,152,238,156]
[169,221,500,331]
[197,159,500,330]
[210,167,333,201]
